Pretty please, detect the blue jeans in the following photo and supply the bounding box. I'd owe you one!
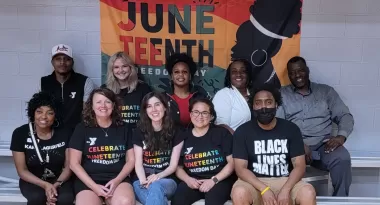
[133,178,177,205]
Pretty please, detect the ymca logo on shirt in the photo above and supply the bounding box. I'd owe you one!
[87,137,97,146]
[253,139,289,177]
[185,147,193,154]
[69,92,76,99]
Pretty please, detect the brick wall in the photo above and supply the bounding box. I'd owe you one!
[302,0,380,151]
[0,0,378,152]
[0,0,101,142]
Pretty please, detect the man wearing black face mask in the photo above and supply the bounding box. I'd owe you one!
[277,56,354,197]
[231,85,316,205]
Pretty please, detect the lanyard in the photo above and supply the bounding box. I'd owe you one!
[28,122,48,164]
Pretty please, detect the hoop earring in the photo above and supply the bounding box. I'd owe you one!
[54,119,60,128]
[250,49,268,67]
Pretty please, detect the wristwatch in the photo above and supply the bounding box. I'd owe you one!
[211,176,219,184]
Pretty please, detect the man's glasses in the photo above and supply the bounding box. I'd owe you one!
[191,111,210,117]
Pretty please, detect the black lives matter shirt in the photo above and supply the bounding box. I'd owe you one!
[233,118,304,177]
[181,126,232,179]
[10,124,71,180]
[119,82,151,128]
[133,129,184,174]
[69,123,133,182]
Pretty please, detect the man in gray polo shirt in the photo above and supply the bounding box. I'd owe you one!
[276,56,354,196]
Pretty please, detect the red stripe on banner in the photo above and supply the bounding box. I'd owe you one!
[100,0,252,25]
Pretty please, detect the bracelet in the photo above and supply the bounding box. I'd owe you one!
[55,180,64,187]
[261,186,270,195]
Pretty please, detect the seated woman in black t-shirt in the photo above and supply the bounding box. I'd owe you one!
[171,98,236,205]
[132,91,184,205]
[69,87,135,205]
[10,91,74,205]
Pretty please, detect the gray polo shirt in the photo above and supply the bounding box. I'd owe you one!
[276,82,354,146]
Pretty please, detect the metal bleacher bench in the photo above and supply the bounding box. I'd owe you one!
[1,142,380,204]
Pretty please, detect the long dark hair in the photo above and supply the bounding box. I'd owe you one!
[137,91,175,152]
[82,87,124,127]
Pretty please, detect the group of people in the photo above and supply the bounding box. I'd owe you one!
[9,43,354,205]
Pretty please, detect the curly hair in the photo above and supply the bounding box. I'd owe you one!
[165,52,197,78]
[82,87,123,127]
[27,91,62,126]
[189,97,217,124]
[137,91,175,152]
[249,84,283,107]
[224,59,253,89]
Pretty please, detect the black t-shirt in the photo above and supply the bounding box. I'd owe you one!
[181,126,232,179]
[133,128,184,174]
[119,82,151,127]
[10,124,71,181]
[233,118,304,178]
[69,122,133,182]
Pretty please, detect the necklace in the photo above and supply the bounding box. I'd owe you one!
[101,127,109,137]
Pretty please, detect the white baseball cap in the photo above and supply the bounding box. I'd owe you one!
[51,44,73,58]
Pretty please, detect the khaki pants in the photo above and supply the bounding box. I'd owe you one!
[232,177,309,205]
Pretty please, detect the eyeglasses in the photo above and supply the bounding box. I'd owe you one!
[191,111,210,117]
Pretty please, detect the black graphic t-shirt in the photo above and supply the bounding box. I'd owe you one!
[233,118,304,178]
[69,122,133,182]
[10,124,71,181]
[133,128,184,174]
[119,82,151,128]
[181,126,232,179]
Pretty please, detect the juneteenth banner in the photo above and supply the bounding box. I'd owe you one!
[100,0,302,96]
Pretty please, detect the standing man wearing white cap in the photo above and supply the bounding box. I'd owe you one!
[40,44,95,132]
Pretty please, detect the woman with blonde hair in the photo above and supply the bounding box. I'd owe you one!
[103,51,151,129]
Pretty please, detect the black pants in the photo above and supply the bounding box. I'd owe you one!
[20,179,74,205]
[171,176,235,205]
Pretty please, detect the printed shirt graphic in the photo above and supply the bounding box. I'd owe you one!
[133,128,184,174]
[69,123,133,181]
[118,83,151,127]
[233,118,304,178]
[181,126,232,179]
[10,124,70,180]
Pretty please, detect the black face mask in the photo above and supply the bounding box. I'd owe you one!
[253,107,276,125]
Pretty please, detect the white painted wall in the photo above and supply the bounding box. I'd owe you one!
[0,0,379,153]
